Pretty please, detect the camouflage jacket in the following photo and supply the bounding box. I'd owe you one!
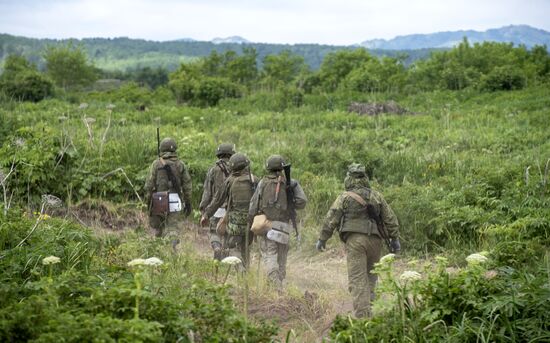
[144,152,192,206]
[199,158,230,213]
[248,172,307,223]
[319,186,399,242]
[204,170,258,220]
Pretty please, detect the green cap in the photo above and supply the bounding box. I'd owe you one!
[347,163,366,177]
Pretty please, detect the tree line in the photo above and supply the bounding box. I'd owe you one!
[1,38,549,104]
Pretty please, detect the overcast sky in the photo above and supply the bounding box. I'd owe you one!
[1,0,549,45]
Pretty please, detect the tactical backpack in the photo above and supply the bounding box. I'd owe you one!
[226,174,255,236]
[258,175,288,221]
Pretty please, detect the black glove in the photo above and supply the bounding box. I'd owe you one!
[316,239,326,252]
[390,238,401,253]
[184,201,192,217]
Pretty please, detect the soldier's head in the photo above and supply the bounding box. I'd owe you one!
[344,163,369,190]
[229,153,250,172]
[160,138,177,153]
[265,155,285,172]
[216,143,235,159]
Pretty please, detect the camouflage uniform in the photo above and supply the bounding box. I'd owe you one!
[144,138,192,243]
[249,155,307,287]
[204,153,257,268]
[199,144,234,260]
[318,164,399,318]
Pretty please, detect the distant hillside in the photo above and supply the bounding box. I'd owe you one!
[211,36,250,44]
[0,34,434,71]
[361,25,550,50]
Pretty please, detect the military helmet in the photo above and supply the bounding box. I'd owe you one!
[265,155,285,171]
[216,143,235,157]
[347,163,367,178]
[160,138,177,153]
[229,153,250,171]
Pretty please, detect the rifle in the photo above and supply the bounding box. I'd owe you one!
[156,127,160,158]
[366,204,394,253]
[282,164,299,240]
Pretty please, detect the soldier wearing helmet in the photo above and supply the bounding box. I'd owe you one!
[316,163,400,318]
[248,155,307,288]
[201,153,257,268]
[144,137,192,251]
[199,143,235,260]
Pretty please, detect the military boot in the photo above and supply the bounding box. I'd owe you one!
[171,238,181,253]
[212,242,223,261]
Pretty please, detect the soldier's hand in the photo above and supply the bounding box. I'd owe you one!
[200,215,209,227]
[390,238,401,253]
[315,239,326,252]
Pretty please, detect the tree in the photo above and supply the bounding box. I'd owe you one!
[0,54,53,102]
[261,50,305,90]
[44,43,97,90]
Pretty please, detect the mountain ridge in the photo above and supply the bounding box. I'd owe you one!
[360,25,550,49]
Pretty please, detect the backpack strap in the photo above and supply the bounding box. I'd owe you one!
[216,160,230,177]
[344,191,368,207]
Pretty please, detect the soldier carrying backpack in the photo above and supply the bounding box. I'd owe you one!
[201,153,257,268]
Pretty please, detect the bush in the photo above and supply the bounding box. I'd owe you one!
[480,66,527,91]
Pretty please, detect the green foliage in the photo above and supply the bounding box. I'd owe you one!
[0,55,53,102]
[44,43,98,90]
[330,255,550,342]
[0,212,277,342]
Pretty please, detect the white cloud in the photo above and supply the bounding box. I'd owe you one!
[0,0,548,44]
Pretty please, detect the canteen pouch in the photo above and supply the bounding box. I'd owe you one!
[151,191,169,215]
[168,193,182,213]
[267,229,289,245]
[251,214,272,235]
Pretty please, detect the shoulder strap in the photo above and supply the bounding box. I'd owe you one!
[344,191,368,207]
[216,160,230,177]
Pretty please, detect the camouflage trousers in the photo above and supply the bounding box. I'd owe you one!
[224,233,250,269]
[208,217,225,260]
[149,211,184,239]
[345,233,382,318]
[258,235,289,287]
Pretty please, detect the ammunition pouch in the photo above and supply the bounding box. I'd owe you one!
[151,191,169,215]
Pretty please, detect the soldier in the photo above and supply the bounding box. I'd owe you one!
[199,143,235,260]
[201,153,257,268]
[144,137,192,251]
[249,155,307,288]
[316,163,400,318]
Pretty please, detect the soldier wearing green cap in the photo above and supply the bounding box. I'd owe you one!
[145,137,192,251]
[200,143,235,260]
[316,163,400,318]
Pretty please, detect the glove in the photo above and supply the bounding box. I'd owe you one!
[184,201,192,217]
[316,239,326,252]
[200,215,209,227]
[390,238,401,253]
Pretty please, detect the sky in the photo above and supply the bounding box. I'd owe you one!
[0,0,549,45]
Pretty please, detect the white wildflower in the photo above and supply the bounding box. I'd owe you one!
[379,253,396,264]
[42,256,61,265]
[84,117,96,124]
[144,257,163,267]
[42,194,62,208]
[15,138,26,147]
[58,116,68,122]
[400,270,422,282]
[466,253,488,265]
[106,104,116,110]
[127,258,146,267]
[221,256,242,265]
[79,103,89,109]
